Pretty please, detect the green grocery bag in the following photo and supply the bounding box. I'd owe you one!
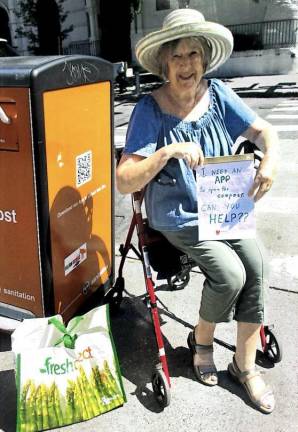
[11,305,126,432]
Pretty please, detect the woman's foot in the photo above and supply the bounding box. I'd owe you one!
[228,355,275,414]
[187,331,218,386]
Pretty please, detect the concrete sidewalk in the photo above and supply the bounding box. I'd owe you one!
[224,73,298,97]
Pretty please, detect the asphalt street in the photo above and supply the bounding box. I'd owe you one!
[0,74,298,432]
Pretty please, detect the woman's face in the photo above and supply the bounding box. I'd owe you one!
[166,38,204,91]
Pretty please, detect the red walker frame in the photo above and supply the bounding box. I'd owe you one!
[111,190,282,408]
[112,189,172,406]
[111,141,282,407]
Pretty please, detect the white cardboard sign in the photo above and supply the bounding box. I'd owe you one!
[196,154,256,240]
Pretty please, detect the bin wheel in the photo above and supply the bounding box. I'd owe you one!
[263,326,282,363]
[167,272,190,290]
[151,367,171,408]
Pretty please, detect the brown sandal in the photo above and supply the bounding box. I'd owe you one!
[187,331,218,386]
[228,355,275,414]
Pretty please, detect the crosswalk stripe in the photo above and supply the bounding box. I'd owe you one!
[256,196,298,214]
[114,135,126,143]
[272,106,298,111]
[267,114,298,119]
[277,104,298,107]
[273,125,298,131]
[278,101,298,105]
[267,101,298,133]
[276,101,298,107]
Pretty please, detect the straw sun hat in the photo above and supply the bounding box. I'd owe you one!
[135,8,234,76]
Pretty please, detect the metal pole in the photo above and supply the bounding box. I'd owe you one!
[135,71,140,96]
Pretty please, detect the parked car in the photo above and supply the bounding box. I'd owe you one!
[0,38,19,56]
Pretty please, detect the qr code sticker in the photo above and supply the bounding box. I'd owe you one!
[76,150,92,187]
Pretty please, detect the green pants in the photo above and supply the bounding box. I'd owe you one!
[162,227,268,324]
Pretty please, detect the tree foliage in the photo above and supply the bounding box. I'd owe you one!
[15,0,73,54]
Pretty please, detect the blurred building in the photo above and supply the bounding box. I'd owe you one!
[0,0,132,61]
[1,0,298,75]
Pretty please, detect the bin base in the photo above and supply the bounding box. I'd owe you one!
[0,316,22,333]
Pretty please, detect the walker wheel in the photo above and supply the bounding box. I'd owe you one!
[109,277,124,311]
[167,272,190,290]
[151,366,171,407]
[263,325,282,363]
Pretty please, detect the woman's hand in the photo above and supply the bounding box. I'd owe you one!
[248,155,277,202]
[168,142,204,169]
[116,142,204,194]
[242,117,279,202]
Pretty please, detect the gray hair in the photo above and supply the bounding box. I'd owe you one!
[157,36,212,79]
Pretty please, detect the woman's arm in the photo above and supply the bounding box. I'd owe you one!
[242,116,279,202]
[116,142,204,194]
[116,149,169,194]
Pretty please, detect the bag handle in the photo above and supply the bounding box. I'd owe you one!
[48,315,84,349]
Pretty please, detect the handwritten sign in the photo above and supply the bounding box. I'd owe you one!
[196,154,256,240]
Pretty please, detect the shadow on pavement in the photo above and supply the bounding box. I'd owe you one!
[0,370,16,432]
[110,296,197,412]
[111,297,243,414]
[233,81,298,98]
[216,370,263,413]
[218,363,276,414]
[0,332,16,432]
[110,289,277,412]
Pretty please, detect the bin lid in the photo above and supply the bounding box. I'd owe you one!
[0,55,113,89]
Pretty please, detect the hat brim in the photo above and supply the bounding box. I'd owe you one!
[136,22,234,76]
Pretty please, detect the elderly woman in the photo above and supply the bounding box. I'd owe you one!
[116,8,278,413]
